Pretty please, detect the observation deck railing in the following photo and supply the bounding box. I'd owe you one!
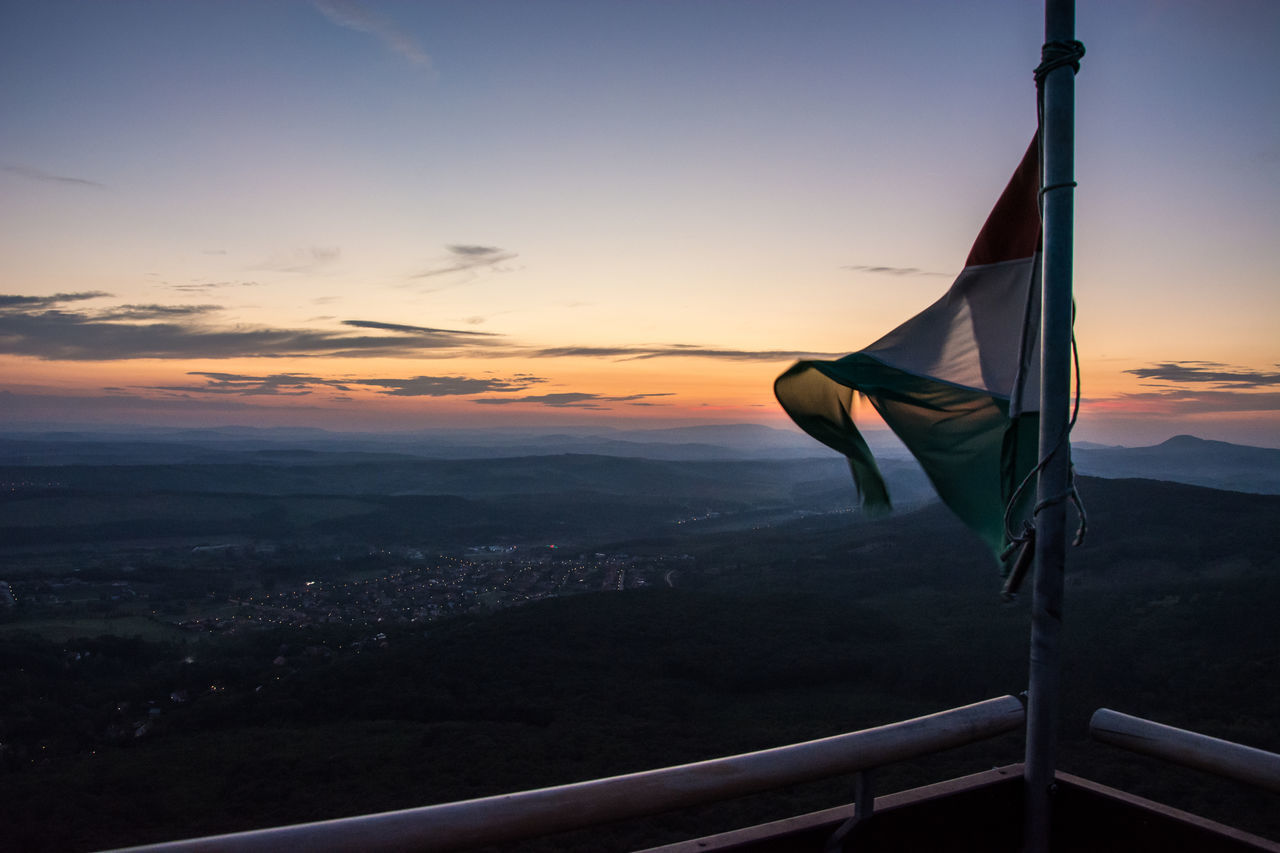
[1090,708,1280,793]
[105,695,1025,853]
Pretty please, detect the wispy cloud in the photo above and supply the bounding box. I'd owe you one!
[314,0,432,68]
[842,264,948,277]
[463,312,511,326]
[255,246,341,274]
[0,388,315,419]
[162,281,260,294]
[412,244,518,280]
[2,163,105,189]
[474,392,673,409]
[1091,389,1280,415]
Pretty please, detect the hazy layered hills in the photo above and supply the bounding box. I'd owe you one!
[2,427,1277,550]
[2,426,1276,494]
[0,423,832,464]
[0,453,932,548]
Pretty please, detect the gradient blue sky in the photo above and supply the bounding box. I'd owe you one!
[2,1,1277,446]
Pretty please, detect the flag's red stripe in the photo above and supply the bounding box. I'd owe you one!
[964,137,1041,267]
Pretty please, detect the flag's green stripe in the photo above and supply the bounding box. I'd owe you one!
[775,355,1037,562]
[774,359,891,509]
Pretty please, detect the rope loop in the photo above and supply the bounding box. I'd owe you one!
[1039,180,1078,200]
[1034,40,1086,87]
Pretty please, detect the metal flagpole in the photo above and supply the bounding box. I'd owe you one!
[1025,0,1079,850]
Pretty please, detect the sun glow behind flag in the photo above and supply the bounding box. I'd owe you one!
[775,137,1042,564]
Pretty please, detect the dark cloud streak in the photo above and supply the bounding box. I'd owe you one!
[0,293,507,361]
[139,371,544,398]
[412,245,517,279]
[474,391,672,409]
[449,244,502,257]
[528,345,841,362]
[1125,361,1280,388]
[0,292,111,309]
[99,304,221,320]
[341,319,497,338]
[162,281,259,293]
[3,164,105,188]
[353,375,543,397]
[1090,361,1280,416]
[843,264,947,277]
[3,292,834,366]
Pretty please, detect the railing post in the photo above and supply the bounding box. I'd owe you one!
[823,769,876,853]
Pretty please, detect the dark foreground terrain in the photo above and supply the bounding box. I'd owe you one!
[0,447,1277,851]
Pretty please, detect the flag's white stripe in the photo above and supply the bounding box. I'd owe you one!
[862,254,1040,406]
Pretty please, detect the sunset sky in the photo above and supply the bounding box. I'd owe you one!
[2,0,1277,446]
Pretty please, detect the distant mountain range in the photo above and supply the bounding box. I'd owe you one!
[0,425,1276,494]
[0,423,838,464]
[1072,434,1280,495]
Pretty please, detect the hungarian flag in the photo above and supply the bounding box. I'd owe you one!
[775,137,1041,564]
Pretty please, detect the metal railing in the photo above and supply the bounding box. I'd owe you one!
[1090,708,1280,793]
[105,694,1024,853]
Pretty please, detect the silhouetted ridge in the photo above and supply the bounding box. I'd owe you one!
[1158,434,1229,449]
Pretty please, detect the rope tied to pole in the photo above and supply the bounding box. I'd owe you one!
[1000,316,1089,599]
[1034,40,1086,86]
[1034,41,1086,203]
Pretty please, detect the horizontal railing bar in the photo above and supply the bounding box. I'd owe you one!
[1090,708,1280,793]
[106,695,1024,853]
